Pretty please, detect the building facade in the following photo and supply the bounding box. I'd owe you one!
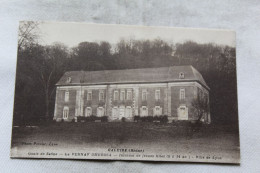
[53,66,211,123]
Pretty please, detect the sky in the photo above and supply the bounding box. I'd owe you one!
[37,21,236,48]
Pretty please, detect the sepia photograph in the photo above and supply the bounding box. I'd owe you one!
[10,21,240,164]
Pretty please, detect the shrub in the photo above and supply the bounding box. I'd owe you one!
[101,116,108,122]
[76,116,86,122]
[75,115,108,122]
[139,116,153,122]
[89,115,97,122]
[147,116,154,122]
[174,120,191,127]
[121,117,126,122]
[134,116,141,122]
[153,116,159,122]
[140,116,147,122]
[160,115,168,124]
[134,115,169,123]
[83,115,94,122]
[190,121,203,132]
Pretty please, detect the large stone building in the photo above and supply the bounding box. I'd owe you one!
[53,65,211,123]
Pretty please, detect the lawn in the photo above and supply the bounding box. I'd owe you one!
[11,122,240,163]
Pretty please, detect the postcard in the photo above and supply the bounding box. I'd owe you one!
[11,21,240,164]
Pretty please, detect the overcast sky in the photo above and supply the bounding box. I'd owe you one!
[38,21,236,48]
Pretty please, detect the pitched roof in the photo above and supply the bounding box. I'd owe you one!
[56,65,209,90]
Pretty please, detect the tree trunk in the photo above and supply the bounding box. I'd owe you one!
[45,88,49,120]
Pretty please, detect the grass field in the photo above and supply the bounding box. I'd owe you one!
[11,122,240,163]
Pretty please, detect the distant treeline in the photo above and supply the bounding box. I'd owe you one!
[14,39,237,125]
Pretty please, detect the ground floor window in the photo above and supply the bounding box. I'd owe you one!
[97,107,104,117]
[140,106,148,116]
[63,106,69,119]
[153,106,162,116]
[177,105,188,120]
[112,107,119,119]
[85,107,92,117]
[125,106,132,118]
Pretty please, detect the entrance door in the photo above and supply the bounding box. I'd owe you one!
[119,106,125,119]
[178,106,188,120]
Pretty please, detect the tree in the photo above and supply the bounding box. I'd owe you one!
[71,42,108,71]
[191,91,210,123]
[14,42,70,124]
[114,38,175,69]
[18,21,40,51]
[38,43,70,119]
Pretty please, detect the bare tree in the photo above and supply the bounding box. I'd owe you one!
[191,91,210,123]
[18,21,40,50]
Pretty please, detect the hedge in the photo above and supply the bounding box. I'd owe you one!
[76,116,108,122]
[134,115,168,123]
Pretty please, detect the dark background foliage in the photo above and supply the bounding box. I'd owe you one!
[13,27,238,126]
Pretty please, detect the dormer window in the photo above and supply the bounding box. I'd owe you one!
[66,77,71,83]
[179,72,185,79]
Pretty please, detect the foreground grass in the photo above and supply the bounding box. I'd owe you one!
[11,122,240,163]
[12,122,239,146]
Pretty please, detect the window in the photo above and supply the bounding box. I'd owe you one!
[114,90,119,101]
[85,107,92,117]
[64,91,69,102]
[120,90,125,100]
[140,106,148,116]
[87,91,92,100]
[66,77,71,83]
[155,90,160,101]
[125,106,132,118]
[178,105,188,120]
[63,106,69,119]
[180,88,185,100]
[126,90,132,100]
[142,90,147,101]
[99,90,104,101]
[153,106,162,116]
[97,107,104,117]
[179,72,185,79]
